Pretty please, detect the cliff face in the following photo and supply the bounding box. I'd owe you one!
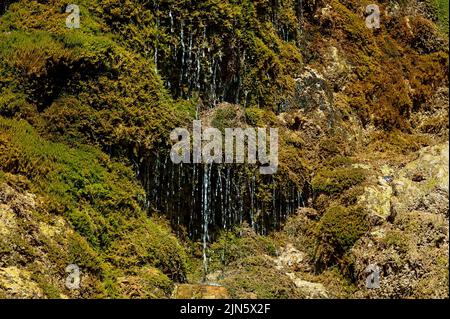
[0,0,448,298]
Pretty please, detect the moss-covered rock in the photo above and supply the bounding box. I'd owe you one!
[312,167,366,195]
[315,205,369,268]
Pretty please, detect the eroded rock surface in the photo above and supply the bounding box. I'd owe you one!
[352,143,449,298]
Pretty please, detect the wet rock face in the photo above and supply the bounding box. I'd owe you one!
[351,143,449,298]
[140,156,306,241]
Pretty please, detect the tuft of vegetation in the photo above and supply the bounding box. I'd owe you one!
[312,167,366,195]
[315,205,369,269]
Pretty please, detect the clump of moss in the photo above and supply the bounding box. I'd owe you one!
[209,226,277,272]
[106,217,188,282]
[220,255,300,299]
[210,104,241,130]
[116,266,174,299]
[315,205,369,269]
[312,167,365,195]
[383,229,411,254]
[244,107,278,127]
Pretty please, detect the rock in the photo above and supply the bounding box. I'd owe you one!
[270,241,329,298]
[293,68,334,117]
[280,67,338,132]
[285,273,328,299]
[392,143,449,216]
[351,143,449,298]
[205,271,223,283]
[172,284,229,299]
[0,183,36,217]
[358,178,394,224]
[274,243,306,271]
[324,46,352,91]
[0,209,16,237]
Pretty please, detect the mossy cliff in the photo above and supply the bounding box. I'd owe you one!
[0,0,448,298]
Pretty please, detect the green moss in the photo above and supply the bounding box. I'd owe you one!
[0,0,191,155]
[1,0,448,299]
[220,255,300,299]
[436,0,449,32]
[106,218,188,282]
[315,206,369,268]
[139,267,174,298]
[368,131,432,161]
[0,117,188,289]
[32,274,63,299]
[328,156,354,168]
[427,0,449,33]
[209,227,277,272]
[211,105,239,130]
[114,267,174,299]
[318,138,341,157]
[278,212,319,259]
[312,168,366,195]
[383,229,410,254]
[99,0,303,109]
[244,107,278,127]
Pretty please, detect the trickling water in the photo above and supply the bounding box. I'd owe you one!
[142,0,309,274]
[151,0,306,106]
[139,153,308,248]
[202,164,211,274]
[169,9,174,33]
[180,20,185,89]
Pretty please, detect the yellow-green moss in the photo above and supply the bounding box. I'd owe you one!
[315,205,369,268]
[312,167,366,195]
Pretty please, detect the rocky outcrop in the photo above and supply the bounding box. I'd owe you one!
[352,143,449,298]
[285,273,328,299]
[0,183,101,299]
[272,243,329,298]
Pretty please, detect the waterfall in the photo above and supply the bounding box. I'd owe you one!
[180,20,185,90]
[139,154,308,244]
[202,164,212,275]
